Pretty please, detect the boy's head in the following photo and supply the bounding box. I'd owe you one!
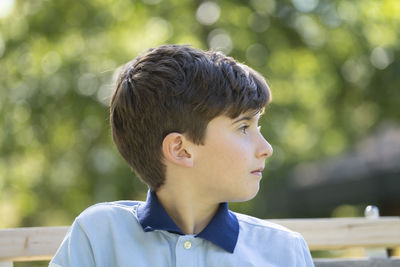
[110,45,271,191]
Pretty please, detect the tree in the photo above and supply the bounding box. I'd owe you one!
[0,0,399,231]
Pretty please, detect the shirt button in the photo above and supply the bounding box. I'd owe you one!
[183,241,192,250]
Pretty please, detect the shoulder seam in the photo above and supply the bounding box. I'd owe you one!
[236,214,301,236]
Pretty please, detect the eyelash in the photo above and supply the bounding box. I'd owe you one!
[239,125,249,134]
[239,125,262,134]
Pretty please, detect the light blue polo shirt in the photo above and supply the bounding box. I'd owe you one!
[50,191,314,266]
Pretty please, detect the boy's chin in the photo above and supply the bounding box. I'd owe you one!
[228,187,260,203]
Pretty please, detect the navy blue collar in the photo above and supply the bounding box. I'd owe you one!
[137,190,239,253]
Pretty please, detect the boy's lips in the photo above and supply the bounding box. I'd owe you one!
[251,167,264,176]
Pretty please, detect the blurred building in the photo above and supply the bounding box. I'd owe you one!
[265,122,400,218]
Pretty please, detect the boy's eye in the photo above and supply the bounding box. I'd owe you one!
[239,125,249,134]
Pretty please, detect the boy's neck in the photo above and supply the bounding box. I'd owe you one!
[155,186,219,235]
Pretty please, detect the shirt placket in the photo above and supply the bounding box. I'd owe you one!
[175,236,198,267]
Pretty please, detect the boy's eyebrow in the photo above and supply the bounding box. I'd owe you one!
[231,114,259,124]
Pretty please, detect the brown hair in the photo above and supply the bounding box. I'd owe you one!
[110,45,270,191]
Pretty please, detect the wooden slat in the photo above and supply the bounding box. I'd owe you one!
[0,226,69,262]
[0,217,399,262]
[270,217,400,250]
[314,258,400,267]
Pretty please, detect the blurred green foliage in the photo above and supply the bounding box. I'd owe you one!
[0,0,399,229]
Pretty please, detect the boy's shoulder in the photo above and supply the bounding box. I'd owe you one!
[75,201,143,226]
[234,211,302,239]
[232,212,313,266]
[80,200,141,213]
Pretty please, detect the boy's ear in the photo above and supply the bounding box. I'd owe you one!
[162,133,194,168]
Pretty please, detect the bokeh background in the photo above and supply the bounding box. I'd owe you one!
[1,0,399,259]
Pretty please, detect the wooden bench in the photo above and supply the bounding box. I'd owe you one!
[1,217,399,266]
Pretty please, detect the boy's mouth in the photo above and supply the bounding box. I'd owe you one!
[251,168,264,176]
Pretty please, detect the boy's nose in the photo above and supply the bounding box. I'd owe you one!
[256,134,273,159]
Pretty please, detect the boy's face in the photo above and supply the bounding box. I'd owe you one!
[190,111,273,203]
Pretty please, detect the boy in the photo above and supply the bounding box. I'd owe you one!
[50,45,314,266]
